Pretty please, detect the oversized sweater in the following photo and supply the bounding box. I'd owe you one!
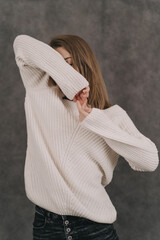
[13,34,159,224]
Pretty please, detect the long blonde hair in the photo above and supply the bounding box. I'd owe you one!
[48,34,112,109]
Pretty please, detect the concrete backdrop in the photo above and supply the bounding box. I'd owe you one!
[0,0,160,239]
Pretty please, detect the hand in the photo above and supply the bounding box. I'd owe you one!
[73,86,90,104]
[76,100,92,122]
[73,85,92,121]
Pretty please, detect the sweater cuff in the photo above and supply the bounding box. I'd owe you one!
[60,64,89,100]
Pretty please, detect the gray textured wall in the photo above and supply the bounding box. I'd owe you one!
[0,0,160,239]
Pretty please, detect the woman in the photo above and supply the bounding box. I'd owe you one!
[13,34,159,240]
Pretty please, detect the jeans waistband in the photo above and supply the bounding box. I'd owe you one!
[35,205,63,220]
[35,204,114,225]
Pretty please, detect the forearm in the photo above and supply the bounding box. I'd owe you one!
[13,34,89,99]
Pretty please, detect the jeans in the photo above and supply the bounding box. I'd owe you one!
[32,204,120,240]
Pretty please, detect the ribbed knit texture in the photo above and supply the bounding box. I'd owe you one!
[13,34,159,224]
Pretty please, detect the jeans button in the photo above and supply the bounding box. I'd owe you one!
[67,236,72,240]
[65,220,69,225]
[66,227,71,233]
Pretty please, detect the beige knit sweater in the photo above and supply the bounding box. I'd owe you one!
[13,34,159,224]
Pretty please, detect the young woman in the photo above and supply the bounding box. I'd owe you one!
[13,34,159,240]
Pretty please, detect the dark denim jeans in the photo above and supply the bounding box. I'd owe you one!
[32,204,120,240]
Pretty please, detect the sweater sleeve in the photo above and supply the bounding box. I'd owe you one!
[13,34,89,100]
[79,105,159,172]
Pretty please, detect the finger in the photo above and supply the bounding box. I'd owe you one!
[78,87,90,99]
[83,86,90,91]
[80,98,87,104]
[81,88,89,96]
[73,96,77,102]
[79,86,90,97]
[84,105,91,112]
[76,99,82,112]
[77,99,85,112]
[80,92,88,98]
[82,101,86,109]
[82,87,90,95]
[81,101,87,114]
[82,103,88,115]
[80,90,89,97]
[78,95,85,105]
[80,93,89,100]
[77,89,88,104]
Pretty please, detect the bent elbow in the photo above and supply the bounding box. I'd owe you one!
[148,156,159,172]
[145,141,159,171]
[144,152,159,172]
[13,35,22,52]
[127,151,159,172]
[13,34,27,55]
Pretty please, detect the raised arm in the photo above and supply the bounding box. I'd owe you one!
[13,34,89,99]
[80,104,159,172]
